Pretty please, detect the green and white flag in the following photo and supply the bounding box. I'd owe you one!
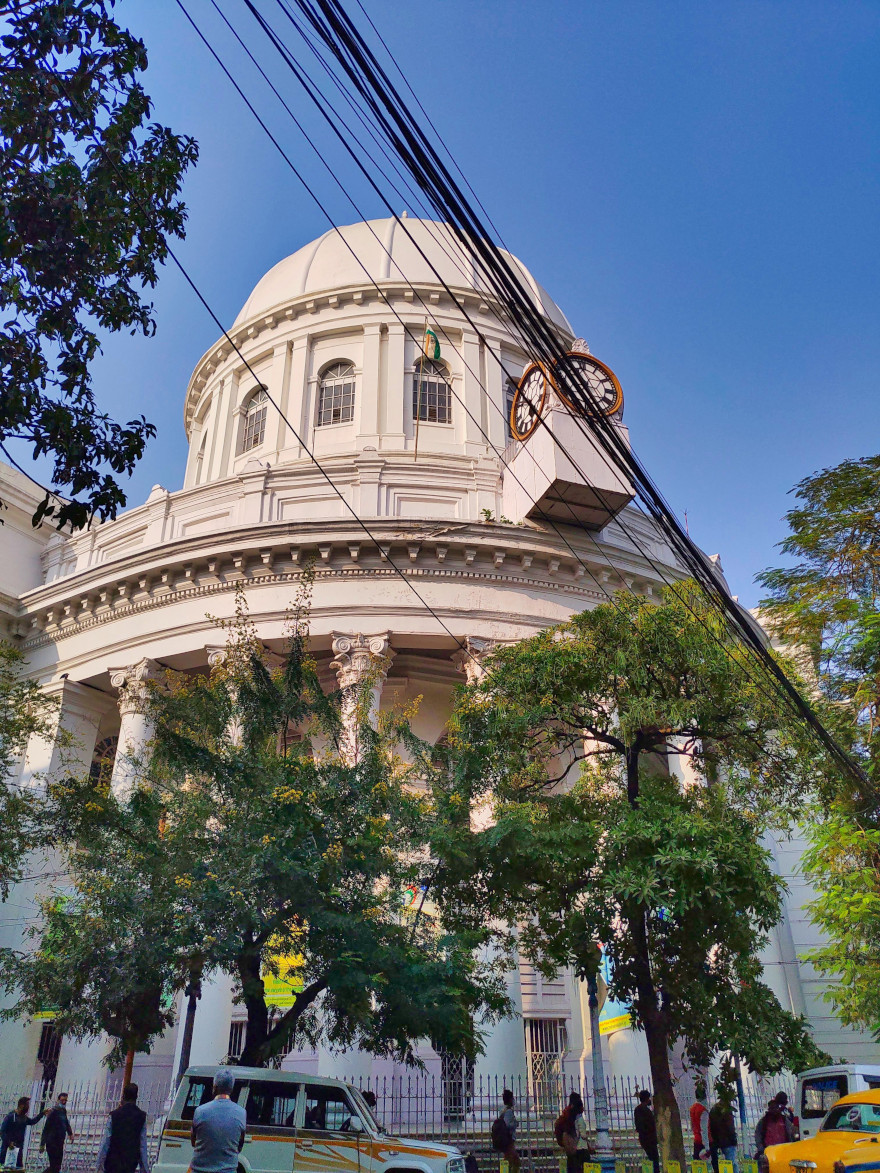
[423,326,440,360]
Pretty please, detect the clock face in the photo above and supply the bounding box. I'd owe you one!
[555,352,623,417]
[511,362,553,440]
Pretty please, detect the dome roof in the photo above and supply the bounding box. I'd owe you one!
[233,217,573,333]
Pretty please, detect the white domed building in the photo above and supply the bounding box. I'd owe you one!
[0,219,871,1098]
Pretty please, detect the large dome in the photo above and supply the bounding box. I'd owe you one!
[233,216,573,333]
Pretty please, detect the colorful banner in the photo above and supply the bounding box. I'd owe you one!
[262,954,304,1009]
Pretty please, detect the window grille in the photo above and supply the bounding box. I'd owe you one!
[228,1020,246,1060]
[438,1051,474,1123]
[413,358,452,424]
[317,362,356,426]
[241,388,269,452]
[525,1017,568,1111]
[38,1021,61,1066]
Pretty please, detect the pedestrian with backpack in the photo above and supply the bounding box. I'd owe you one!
[491,1089,519,1173]
[555,1094,581,1172]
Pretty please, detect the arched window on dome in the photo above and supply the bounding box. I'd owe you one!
[240,386,269,453]
[195,432,207,485]
[504,377,517,440]
[316,362,356,426]
[413,358,452,424]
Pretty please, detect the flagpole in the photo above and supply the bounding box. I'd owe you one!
[414,317,428,461]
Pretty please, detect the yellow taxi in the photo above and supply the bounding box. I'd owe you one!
[765,1089,880,1173]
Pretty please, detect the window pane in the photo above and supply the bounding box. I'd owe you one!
[246,1081,300,1130]
[302,1085,357,1133]
[317,365,356,426]
[413,369,451,424]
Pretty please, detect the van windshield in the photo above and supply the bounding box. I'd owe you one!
[822,1104,880,1134]
[803,1076,849,1120]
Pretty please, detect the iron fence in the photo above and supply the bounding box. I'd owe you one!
[0,1069,796,1173]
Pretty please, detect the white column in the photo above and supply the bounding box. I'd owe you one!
[107,659,160,798]
[18,679,114,791]
[330,632,394,764]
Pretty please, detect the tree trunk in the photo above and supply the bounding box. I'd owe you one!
[238,950,269,1067]
[625,743,687,1170]
[122,1048,135,1087]
[630,906,686,1171]
[175,968,202,1087]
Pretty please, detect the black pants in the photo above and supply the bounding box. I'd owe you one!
[694,1142,709,1162]
[641,1144,660,1173]
[567,1154,587,1173]
[43,1140,64,1173]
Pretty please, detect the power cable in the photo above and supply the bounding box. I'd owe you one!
[274,0,863,786]
[221,0,857,773]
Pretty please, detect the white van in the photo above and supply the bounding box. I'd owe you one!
[155,1067,467,1173]
[796,1066,880,1138]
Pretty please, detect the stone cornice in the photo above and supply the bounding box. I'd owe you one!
[13,517,683,651]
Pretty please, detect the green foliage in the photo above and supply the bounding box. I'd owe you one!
[0,0,198,529]
[4,595,508,1068]
[758,455,880,1035]
[433,582,828,1165]
[0,640,60,894]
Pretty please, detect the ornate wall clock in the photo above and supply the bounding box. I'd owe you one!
[510,361,556,440]
[554,351,623,417]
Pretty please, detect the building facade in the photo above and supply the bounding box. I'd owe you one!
[0,217,873,1095]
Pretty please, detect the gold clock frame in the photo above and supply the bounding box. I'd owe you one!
[511,361,557,441]
[554,352,623,417]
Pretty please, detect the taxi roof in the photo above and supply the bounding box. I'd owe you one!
[183,1066,360,1089]
[833,1089,880,1106]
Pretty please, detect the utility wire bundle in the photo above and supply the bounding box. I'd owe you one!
[165,0,862,787]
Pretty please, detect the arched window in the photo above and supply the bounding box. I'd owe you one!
[241,387,268,452]
[413,358,452,424]
[90,735,118,787]
[316,362,355,426]
[195,432,207,485]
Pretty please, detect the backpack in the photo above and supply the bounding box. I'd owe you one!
[491,1114,512,1153]
[554,1112,578,1155]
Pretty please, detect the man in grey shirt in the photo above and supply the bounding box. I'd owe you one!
[191,1071,247,1173]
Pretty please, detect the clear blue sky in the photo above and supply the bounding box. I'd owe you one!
[79,0,880,607]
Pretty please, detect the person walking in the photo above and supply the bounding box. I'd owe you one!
[708,1089,739,1173]
[1,1097,45,1168]
[634,1090,660,1173]
[690,1082,710,1162]
[498,1089,520,1173]
[755,1100,794,1156]
[190,1070,246,1173]
[570,1092,592,1173]
[39,1093,73,1173]
[97,1084,150,1173]
[773,1093,797,1139]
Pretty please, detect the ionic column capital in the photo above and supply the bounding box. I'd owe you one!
[108,657,160,716]
[330,632,394,690]
[451,636,498,685]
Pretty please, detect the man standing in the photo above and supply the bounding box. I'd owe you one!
[98,1084,150,1173]
[690,1082,710,1162]
[634,1090,659,1173]
[1,1097,45,1168]
[708,1088,739,1173]
[499,1088,520,1173]
[40,1093,74,1173]
[755,1100,794,1156]
[191,1070,246,1173]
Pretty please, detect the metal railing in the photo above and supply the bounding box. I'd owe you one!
[0,1069,796,1172]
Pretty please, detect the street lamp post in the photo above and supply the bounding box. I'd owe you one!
[587,974,615,1173]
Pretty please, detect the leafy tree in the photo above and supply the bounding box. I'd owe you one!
[0,0,198,529]
[758,454,880,1035]
[3,600,508,1069]
[0,783,190,1074]
[0,640,63,893]
[431,582,829,1168]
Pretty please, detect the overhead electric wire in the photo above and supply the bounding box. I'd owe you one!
[258,0,864,787]
[180,1,856,795]
[189,0,861,780]
[215,1,861,777]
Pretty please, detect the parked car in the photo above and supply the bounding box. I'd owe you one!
[797,1067,880,1140]
[155,1067,468,1173]
[764,1089,880,1173]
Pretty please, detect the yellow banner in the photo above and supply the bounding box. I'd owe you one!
[599,1012,631,1034]
[262,954,304,1009]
